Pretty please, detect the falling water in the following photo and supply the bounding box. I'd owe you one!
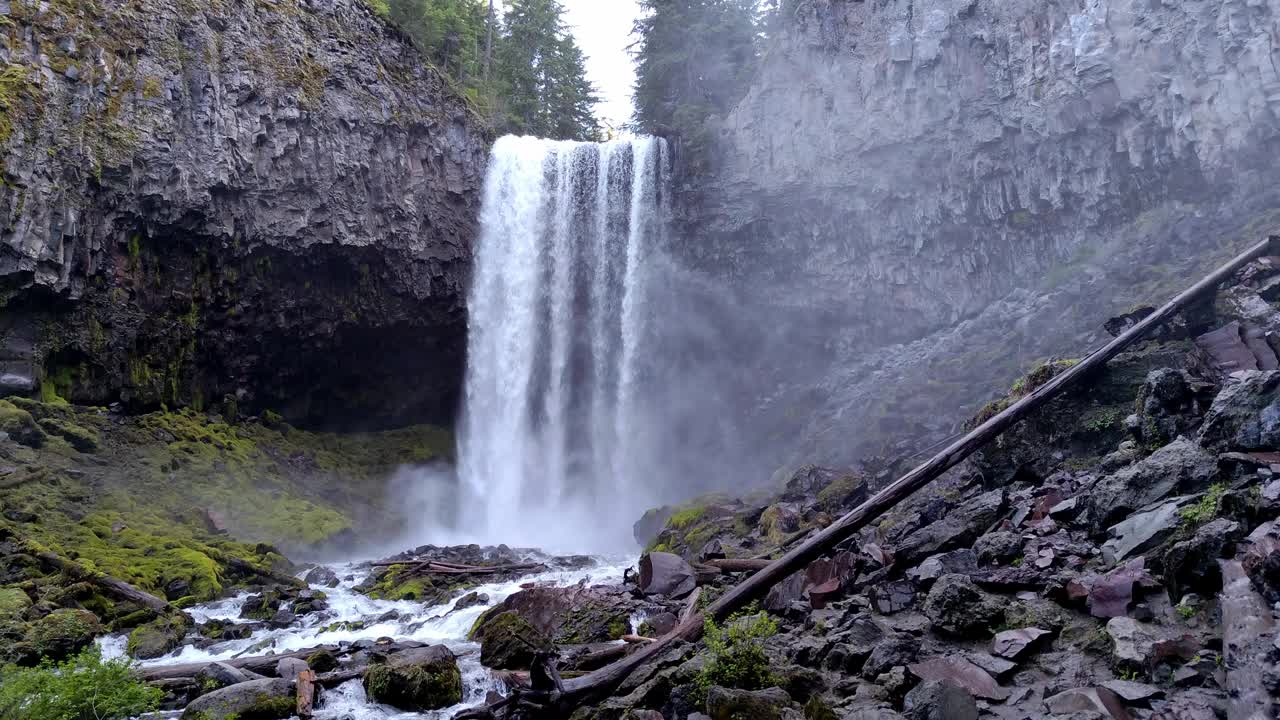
[455,135,671,550]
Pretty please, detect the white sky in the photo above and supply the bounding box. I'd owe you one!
[560,0,641,132]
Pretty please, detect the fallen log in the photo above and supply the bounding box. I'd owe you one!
[500,237,1280,714]
[678,587,701,625]
[138,640,428,682]
[704,559,772,573]
[621,635,656,644]
[315,667,365,686]
[28,546,174,615]
[213,553,307,589]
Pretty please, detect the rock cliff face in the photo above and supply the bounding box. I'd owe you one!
[0,0,489,428]
[683,0,1280,464]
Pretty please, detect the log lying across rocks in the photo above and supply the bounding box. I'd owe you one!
[27,545,174,615]
[370,560,546,577]
[480,237,1278,715]
[138,641,428,682]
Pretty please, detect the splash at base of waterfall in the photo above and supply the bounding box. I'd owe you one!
[452,135,671,551]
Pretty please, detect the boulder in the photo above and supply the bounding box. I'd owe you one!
[1100,500,1185,563]
[194,662,256,693]
[639,552,697,598]
[634,506,675,547]
[705,686,797,720]
[1086,438,1217,530]
[454,591,490,611]
[973,532,1024,566]
[992,627,1052,660]
[1163,519,1242,596]
[276,656,309,679]
[907,657,1008,701]
[1100,680,1162,703]
[471,584,633,644]
[28,608,101,661]
[910,549,977,586]
[861,635,918,680]
[128,613,191,660]
[362,645,463,711]
[902,680,978,720]
[1198,370,1280,451]
[180,678,295,720]
[922,574,1005,637]
[1043,687,1132,720]
[303,565,339,588]
[475,611,553,669]
[892,490,1005,567]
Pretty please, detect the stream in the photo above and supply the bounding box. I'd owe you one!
[98,556,632,719]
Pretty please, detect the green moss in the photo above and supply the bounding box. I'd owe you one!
[668,505,708,530]
[0,400,46,446]
[363,656,463,711]
[37,418,99,452]
[126,613,189,659]
[29,609,102,660]
[1180,484,1226,531]
[0,588,31,618]
[815,474,864,512]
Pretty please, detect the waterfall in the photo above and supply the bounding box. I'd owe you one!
[455,135,671,550]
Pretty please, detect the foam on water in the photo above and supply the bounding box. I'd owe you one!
[100,557,630,718]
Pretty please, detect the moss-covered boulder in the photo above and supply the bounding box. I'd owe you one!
[29,608,102,661]
[0,587,32,618]
[0,399,46,447]
[474,610,553,669]
[471,585,634,648]
[180,677,296,720]
[128,612,191,660]
[36,417,99,452]
[362,645,463,711]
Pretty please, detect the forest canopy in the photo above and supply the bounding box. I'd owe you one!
[366,0,600,142]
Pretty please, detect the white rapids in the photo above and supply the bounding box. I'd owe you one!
[101,557,631,719]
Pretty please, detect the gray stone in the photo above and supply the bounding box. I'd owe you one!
[902,680,978,720]
[974,531,1025,566]
[1088,439,1217,532]
[303,566,340,588]
[922,574,1005,637]
[1100,500,1186,563]
[193,662,254,693]
[275,656,309,679]
[705,686,797,720]
[861,635,918,680]
[992,627,1052,660]
[638,552,697,598]
[1043,687,1132,720]
[180,678,294,720]
[1099,680,1162,703]
[907,657,1008,701]
[1199,371,1280,451]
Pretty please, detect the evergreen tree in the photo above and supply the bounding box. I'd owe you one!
[632,0,759,141]
[495,0,599,141]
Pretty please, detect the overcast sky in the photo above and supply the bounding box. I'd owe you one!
[559,0,642,132]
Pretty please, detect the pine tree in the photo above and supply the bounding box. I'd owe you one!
[496,0,600,141]
[632,0,759,140]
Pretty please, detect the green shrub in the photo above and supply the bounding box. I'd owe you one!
[693,607,781,705]
[1180,484,1225,530]
[0,646,162,720]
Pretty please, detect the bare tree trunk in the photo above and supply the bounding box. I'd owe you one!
[484,0,495,81]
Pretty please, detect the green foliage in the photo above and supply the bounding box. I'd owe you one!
[693,607,781,705]
[632,0,761,159]
[1176,603,1197,620]
[372,0,599,140]
[1180,484,1225,530]
[0,647,161,720]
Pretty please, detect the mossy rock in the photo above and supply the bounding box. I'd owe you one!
[306,649,339,672]
[180,677,296,720]
[29,608,102,661]
[128,612,191,660]
[0,399,47,447]
[0,587,32,618]
[36,417,100,452]
[475,611,552,670]
[362,645,463,711]
[815,473,868,513]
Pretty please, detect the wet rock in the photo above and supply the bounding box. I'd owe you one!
[1043,687,1132,720]
[861,635,918,679]
[1198,370,1280,451]
[164,578,192,601]
[765,572,809,613]
[303,566,340,588]
[992,627,1052,660]
[634,506,675,547]
[1086,439,1217,530]
[1162,519,1242,596]
[964,652,1016,680]
[1067,559,1160,618]
[705,686,797,720]
[276,656,309,679]
[1101,500,1186,563]
[639,552,697,598]
[868,581,916,614]
[194,662,256,693]
[907,657,1008,701]
[759,503,803,541]
[922,574,1005,637]
[454,592,490,612]
[1103,617,1198,670]
[306,650,340,673]
[974,532,1024,566]
[893,490,1005,567]
[641,612,678,637]
[475,611,552,670]
[269,608,297,628]
[127,613,189,660]
[1100,679,1162,703]
[902,680,978,720]
[180,678,295,720]
[472,584,633,645]
[910,549,977,586]
[362,645,463,711]
[1134,369,1198,446]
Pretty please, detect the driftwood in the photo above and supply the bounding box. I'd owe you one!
[679,587,701,626]
[471,237,1278,715]
[28,546,174,615]
[296,670,317,718]
[621,635,656,644]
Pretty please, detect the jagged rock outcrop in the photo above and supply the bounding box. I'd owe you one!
[679,0,1280,464]
[0,0,489,428]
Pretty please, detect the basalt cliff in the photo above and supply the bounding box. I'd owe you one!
[0,0,489,430]
[683,0,1280,467]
